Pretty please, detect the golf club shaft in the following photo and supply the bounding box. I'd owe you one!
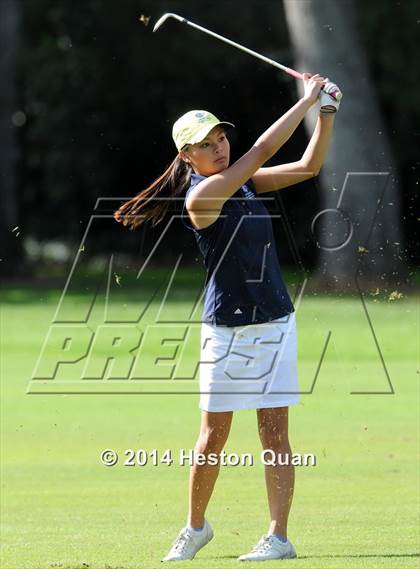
[153,13,341,100]
[181,18,302,80]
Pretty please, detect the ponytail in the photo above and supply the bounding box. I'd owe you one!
[114,154,192,230]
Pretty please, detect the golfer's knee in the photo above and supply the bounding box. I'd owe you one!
[259,431,291,453]
[196,426,229,454]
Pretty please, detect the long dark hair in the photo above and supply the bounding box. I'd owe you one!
[114,154,192,230]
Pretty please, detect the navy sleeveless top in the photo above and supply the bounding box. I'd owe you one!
[182,173,295,327]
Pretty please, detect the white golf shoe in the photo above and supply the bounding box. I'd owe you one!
[237,533,296,561]
[161,519,214,562]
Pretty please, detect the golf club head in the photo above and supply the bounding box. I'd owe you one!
[153,13,185,32]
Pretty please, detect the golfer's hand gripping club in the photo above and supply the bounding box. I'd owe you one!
[319,80,343,113]
[302,73,325,103]
[302,73,343,114]
[152,12,342,101]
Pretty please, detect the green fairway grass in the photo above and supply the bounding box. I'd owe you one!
[1,280,419,568]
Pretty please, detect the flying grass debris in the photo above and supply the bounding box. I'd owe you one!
[114,272,122,286]
[138,14,150,26]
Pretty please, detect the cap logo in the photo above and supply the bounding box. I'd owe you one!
[195,111,207,123]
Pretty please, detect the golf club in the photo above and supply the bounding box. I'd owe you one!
[153,13,342,101]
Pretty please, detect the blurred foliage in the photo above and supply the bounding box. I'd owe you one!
[15,0,419,266]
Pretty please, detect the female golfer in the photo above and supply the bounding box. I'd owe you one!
[114,73,341,561]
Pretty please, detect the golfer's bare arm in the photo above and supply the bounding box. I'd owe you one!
[186,96,313,224]
[251,113,336,193]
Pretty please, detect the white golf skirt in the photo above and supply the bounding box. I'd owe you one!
[199,312,299,412]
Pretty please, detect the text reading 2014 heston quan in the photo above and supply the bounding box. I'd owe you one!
[100,448,317,467]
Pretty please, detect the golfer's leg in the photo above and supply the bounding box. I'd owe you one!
[257,406,294,538]
[187,410,233,528]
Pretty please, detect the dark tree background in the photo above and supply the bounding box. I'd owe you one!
[1,0,419,280]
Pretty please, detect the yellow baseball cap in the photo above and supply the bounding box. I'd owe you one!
[172,110,235,152]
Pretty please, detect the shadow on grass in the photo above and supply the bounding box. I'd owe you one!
[0,267,304,305]
[298,553,420,559]
[0,267,206,304]
[208,552,420,560]
[2,266,418,305]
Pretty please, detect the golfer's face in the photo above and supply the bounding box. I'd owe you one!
[185,126,230,176]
